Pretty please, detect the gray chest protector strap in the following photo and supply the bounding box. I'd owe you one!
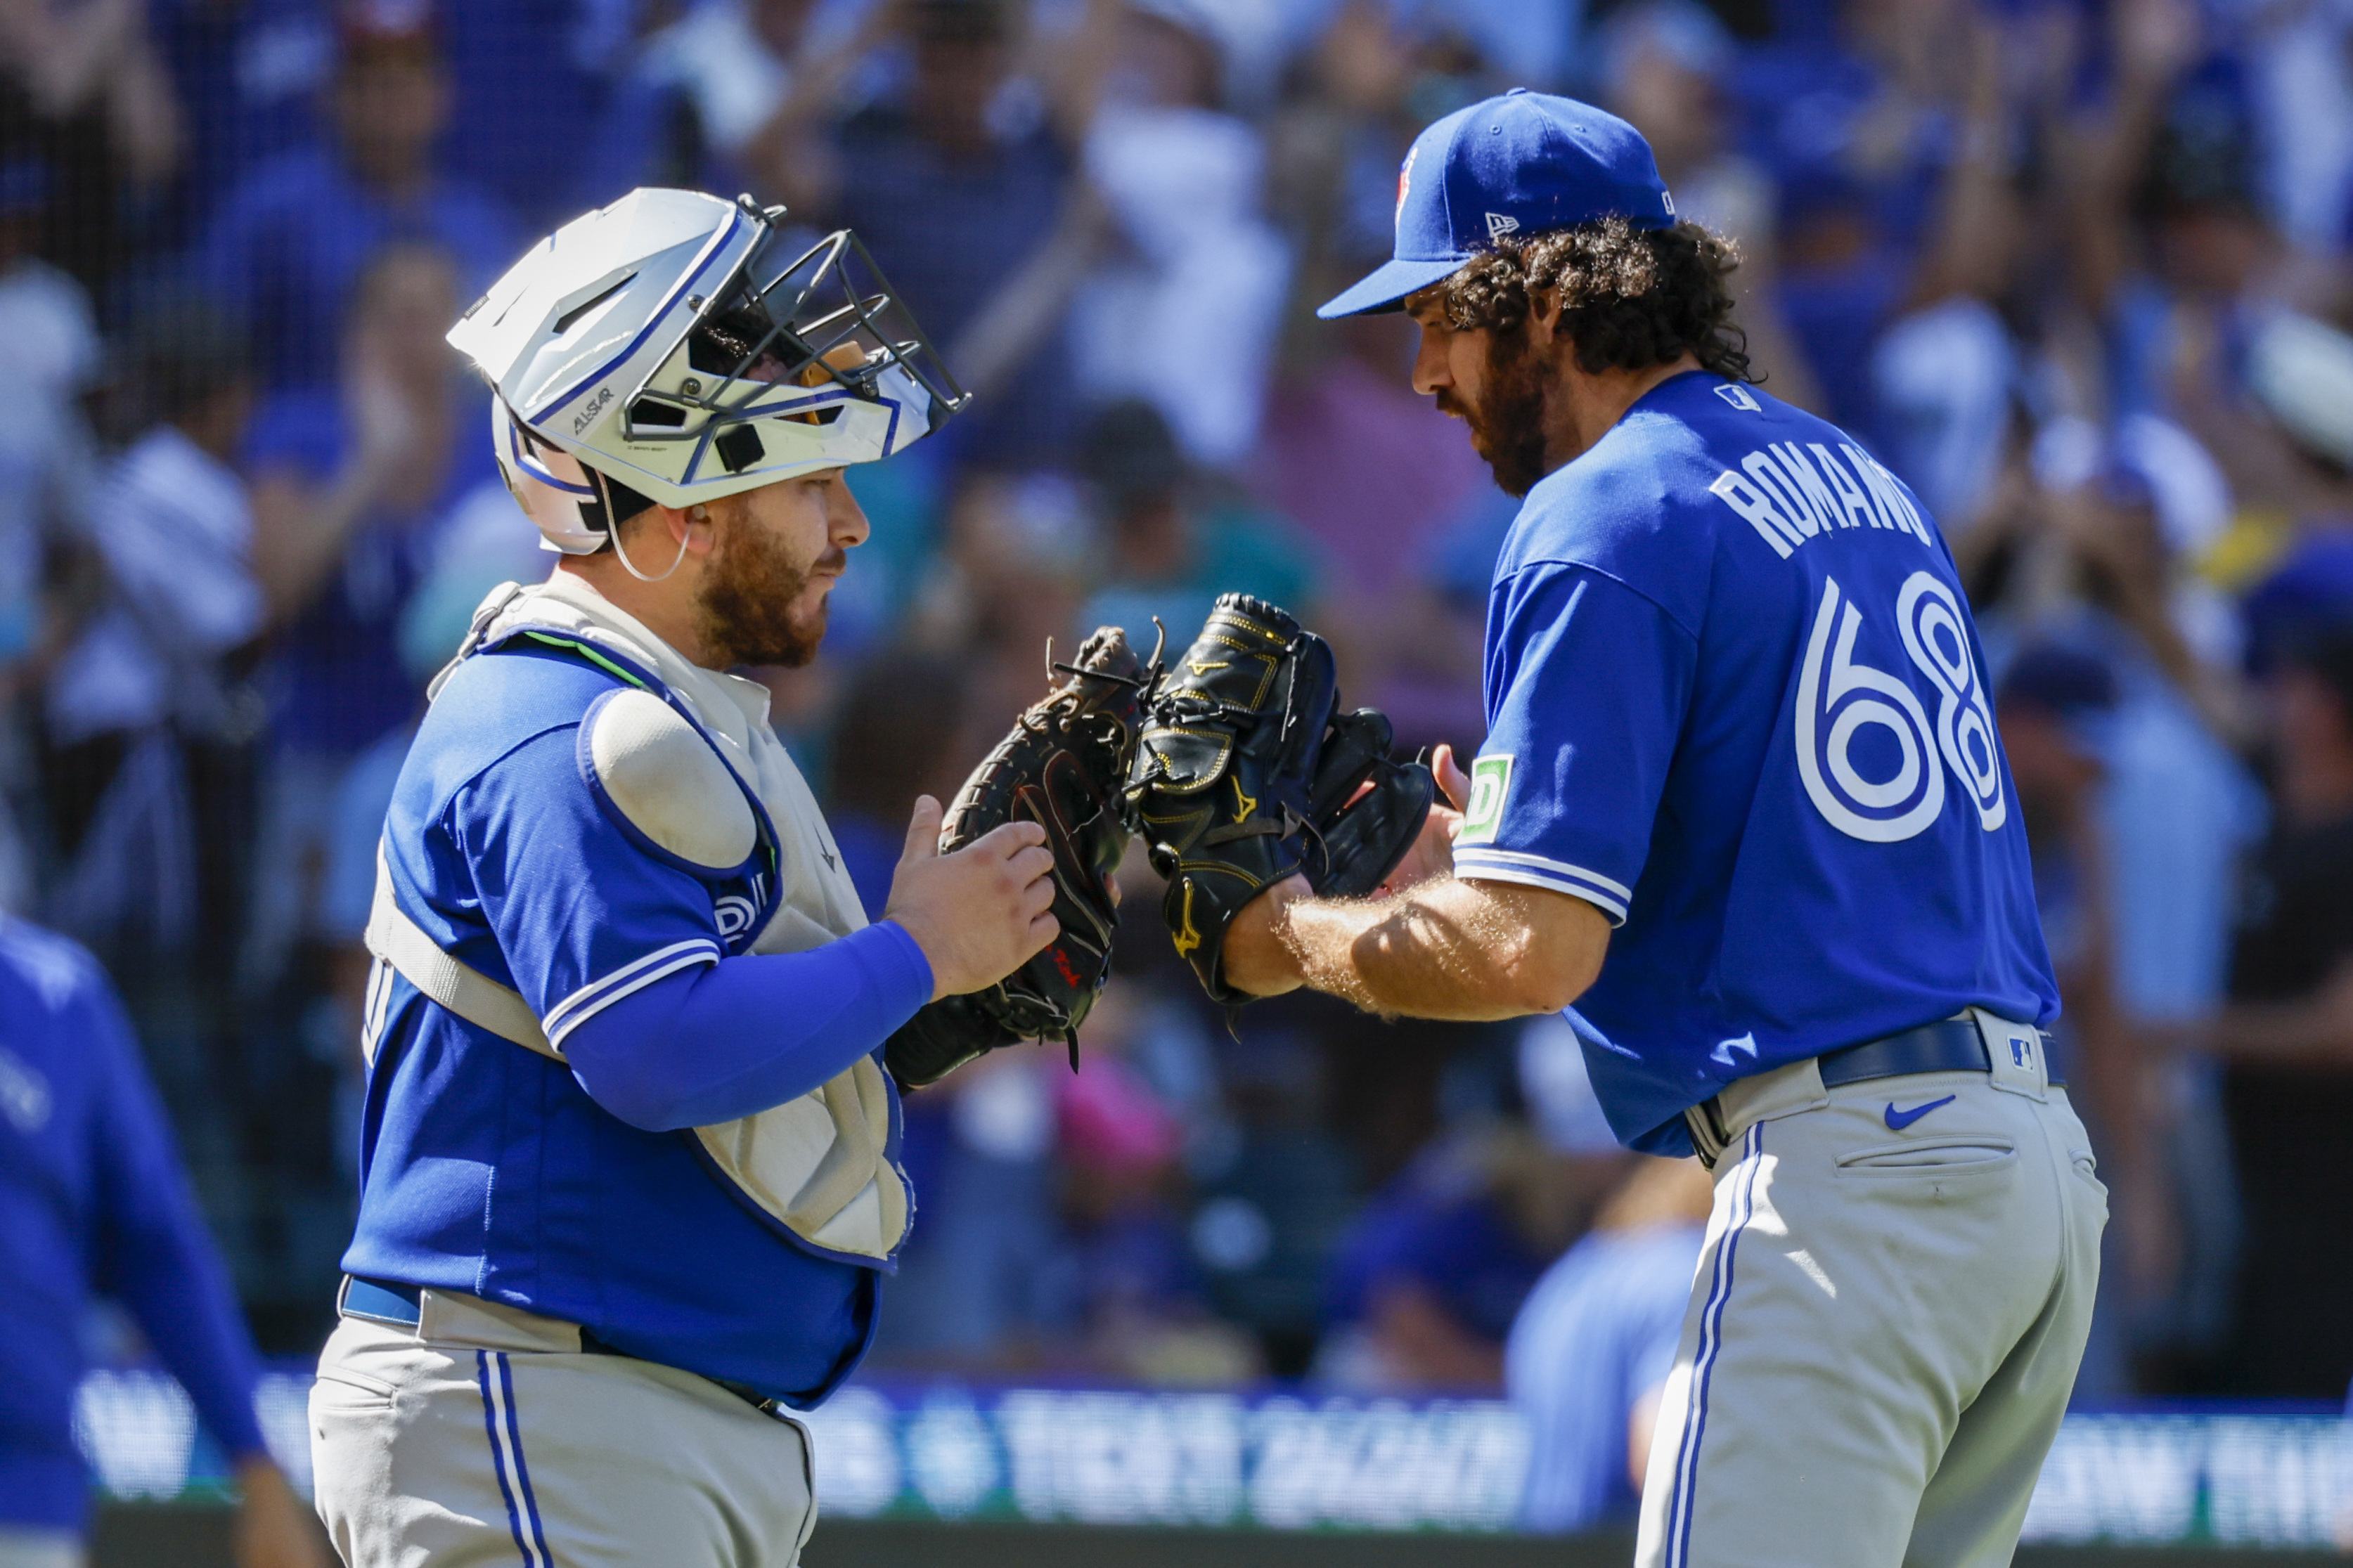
[366,857,555,1057]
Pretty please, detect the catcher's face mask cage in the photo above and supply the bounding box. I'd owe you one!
[465,193,967,555]
[619,219,967,483]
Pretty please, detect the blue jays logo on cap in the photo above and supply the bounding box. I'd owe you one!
[1319,89,1677,320]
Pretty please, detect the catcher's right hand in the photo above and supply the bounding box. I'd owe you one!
[1128,595,1433,1006]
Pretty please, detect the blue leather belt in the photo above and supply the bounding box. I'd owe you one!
[340,1276,421,1327]
[1817,1018,2065,1089]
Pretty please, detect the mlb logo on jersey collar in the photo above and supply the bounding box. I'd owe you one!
[1317,89,1677,320]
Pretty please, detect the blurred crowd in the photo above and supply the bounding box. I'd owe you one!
[12,0,2353,1533]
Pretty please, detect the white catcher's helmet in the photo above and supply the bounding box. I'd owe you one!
[448,188,966,557]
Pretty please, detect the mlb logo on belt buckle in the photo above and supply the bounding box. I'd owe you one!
[1973,1008,2047,1100]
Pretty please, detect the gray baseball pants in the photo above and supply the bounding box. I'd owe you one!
[310,1289,816,1567]
[1636,1022,2106,1568]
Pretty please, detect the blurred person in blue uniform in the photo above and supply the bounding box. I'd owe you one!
[1320,1123,1574,1392]
[188,2,517,393]
[1509,1153,1712,1534]
[0,916,321,1568]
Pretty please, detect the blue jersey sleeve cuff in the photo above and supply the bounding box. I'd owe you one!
[545,937,725,1047]
[1452,849,1632,925]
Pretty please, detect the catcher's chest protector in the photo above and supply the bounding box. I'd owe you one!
[365,574,910,1267]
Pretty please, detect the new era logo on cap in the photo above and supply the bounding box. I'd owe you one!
[1319,89,1675,319]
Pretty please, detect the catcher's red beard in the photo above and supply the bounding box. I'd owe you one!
[694,518,842,669]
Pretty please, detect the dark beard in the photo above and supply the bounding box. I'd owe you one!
[1438,325,1554,498]
[693,507,833,668]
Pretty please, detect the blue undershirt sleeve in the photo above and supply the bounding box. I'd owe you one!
[85,975,267,1460]
[562,920,934,1132]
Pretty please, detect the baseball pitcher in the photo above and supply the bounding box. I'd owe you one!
[1198,92,2106,1568]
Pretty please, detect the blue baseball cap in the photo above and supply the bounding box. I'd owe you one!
[1316,89,1677,320]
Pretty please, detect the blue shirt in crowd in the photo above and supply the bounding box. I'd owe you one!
[1452,372,2057,1154]
[435,1,617,229]
[0,920,266,1532]
[1507,1223,1703,1534]
[1324,1161,1552,1347]
[833,104,1076,469]
[150,0,331,243]
[242,389,497,759]
[190,145,517,391]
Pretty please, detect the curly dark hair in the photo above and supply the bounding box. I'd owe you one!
[1438,218,1756,383]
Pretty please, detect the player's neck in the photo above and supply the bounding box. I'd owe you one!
[554,555,720,670]
[1547,353,1704,473]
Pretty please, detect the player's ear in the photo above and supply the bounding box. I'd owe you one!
[681,502,721,556]
[1528,286,1566,348]
[626,502,718,561]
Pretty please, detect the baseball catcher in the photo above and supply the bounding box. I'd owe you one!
[1128,594,1435,1004]
[885,626,1154,1088]
[311,188,1059,1568]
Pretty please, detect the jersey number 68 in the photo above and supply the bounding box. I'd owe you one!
[1795,573,2006,844]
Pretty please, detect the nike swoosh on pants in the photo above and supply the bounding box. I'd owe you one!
[1883,1094,1957,1131]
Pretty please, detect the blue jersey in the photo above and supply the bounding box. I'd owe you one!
[344,642,880,1407]
[0,921,266,1530]
[1507,1222,1701,1534]
[1451,372,2056,1154]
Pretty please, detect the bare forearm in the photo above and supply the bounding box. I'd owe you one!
[1239,876,1607,1023]
[250,472,378,623]
[948,188,1106,402]
[2205,996,2353,1063]
[2060,954,2159,1186]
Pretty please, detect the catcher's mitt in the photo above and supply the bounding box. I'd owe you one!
[1128,594,1434,1005]
[883,626,1152,1091]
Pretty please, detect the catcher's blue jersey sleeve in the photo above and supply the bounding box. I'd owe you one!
[1452,564,1697,924]
[565,928,929,1132]
[446,725,735,1048]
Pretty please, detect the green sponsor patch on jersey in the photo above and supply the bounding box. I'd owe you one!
[1459,754,1513,844]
